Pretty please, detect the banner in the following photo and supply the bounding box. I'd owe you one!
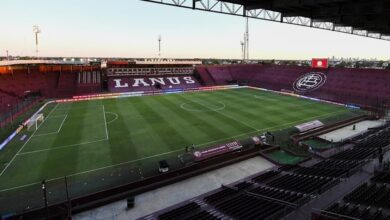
[295,120,324,132]
[312,58,329,69]
[193,141,242,161]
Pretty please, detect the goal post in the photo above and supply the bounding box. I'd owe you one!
[27,113,44,131]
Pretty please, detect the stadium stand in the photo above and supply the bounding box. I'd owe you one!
[107,75,200,93]
[371,171,390,184]
[0,65,101,99]
[0,64,101,125]
[156,202,202,220]
[323,202,390,220]
[329,148,377,161]
[196,64,390,108]
[251,170,281,183]
[312,126,390,219]
[266,173,337,194]
[194,66,215,86]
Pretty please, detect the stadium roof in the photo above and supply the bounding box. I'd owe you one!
[142,0,390,41]
[0,60,87,66]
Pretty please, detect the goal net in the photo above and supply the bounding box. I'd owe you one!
[27,113,44,131]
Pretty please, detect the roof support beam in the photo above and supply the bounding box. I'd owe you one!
[141,0,390,41]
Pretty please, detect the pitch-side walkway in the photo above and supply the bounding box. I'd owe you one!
[319,120,385,142]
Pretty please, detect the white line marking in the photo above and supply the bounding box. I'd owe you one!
[33,132,58,137]
[33,114,68,137]
[16,106,109,155]
[56,114,68,133]
[0,180,44,192]
[102,105,109,140]
[0,108,350,192]
[55,105,104,111]
[17,139,108,156]
[0,103,59,177]
[190,98,259,131]
[254,95,320,108]
[47,114,68,119]
[105,112,119,125]
[180,101,226,112]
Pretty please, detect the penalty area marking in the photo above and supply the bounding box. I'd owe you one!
[33,114,68,137]
[0,103,59,177]
[105,112,119,125]
[102,105,109,140]
[180,101,226,112]
[17,139,108,156]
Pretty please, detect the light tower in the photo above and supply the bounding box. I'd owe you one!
[241,18,250,63]
[33,25,41,59]
[245,17,249,61]
[158,35,162,59]
[240,41,245,61]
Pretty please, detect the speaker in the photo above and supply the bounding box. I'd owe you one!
[127,197,135,209]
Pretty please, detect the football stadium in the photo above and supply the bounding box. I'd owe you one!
[1,0,390,220]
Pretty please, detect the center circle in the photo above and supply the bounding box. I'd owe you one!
[180,101,226,112]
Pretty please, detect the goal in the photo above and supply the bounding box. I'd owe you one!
[27,113,44,131]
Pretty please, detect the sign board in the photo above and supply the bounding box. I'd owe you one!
[193,141,242,161]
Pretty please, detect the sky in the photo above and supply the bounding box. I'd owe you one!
[1,0,390,60]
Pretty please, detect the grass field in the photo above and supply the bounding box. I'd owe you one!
[0,88,360,192]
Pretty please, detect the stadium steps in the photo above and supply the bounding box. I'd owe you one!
[282,162,374,220]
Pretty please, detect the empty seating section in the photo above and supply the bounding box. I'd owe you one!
[372,172,390,184]
[56,72,77,98]
[0,70,47,97]
[157,202,201,220]
[204,187,238,205]
[196,64,390,107]
[233,181,253,190]
[344,183,390,209]
[228,65,258,82]
[323,203,390,220]
[249,185,308,205]
[0,67,100,99]
[204,66,233,85]
[183,210,221,220]
[199,177,311,219]
[251,170,281,183]
[156,202,222,220]
[266,173,336,194]
[319,127,390,220]
[314,68,390,106]
[194,66,215,85]
[355,128,390,148]
[294,167,349,178]
[212,193,285,219]
[107,75,200,93]
[323,170,390,218]
[0,92,18,115]
[328,128,390,163]
[330,148,376,160]
[312,160,364,170]
[0,66,102,119]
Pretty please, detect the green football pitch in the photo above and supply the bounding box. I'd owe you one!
[0,88,359,191]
